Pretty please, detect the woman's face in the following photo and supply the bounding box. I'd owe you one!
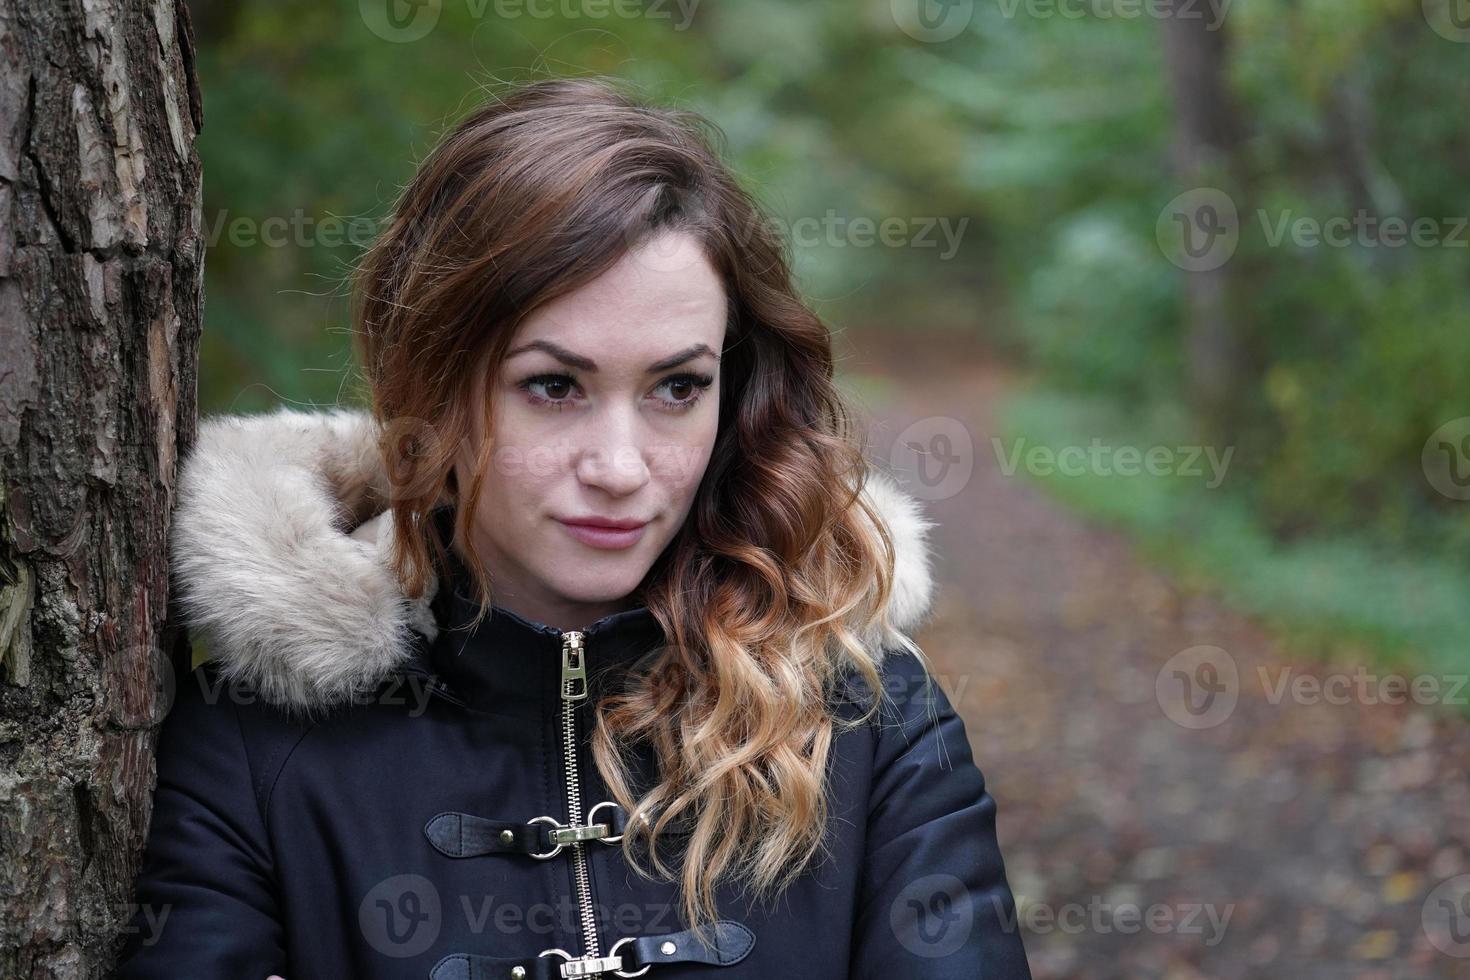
[456,229,726,630]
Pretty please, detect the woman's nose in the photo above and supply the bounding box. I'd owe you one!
[573,410,652,496]
[575,443,651,496]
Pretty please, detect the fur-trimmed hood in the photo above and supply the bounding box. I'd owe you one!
[169,407,939,712]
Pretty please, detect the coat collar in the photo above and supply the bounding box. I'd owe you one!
[415,505,669,716]
[169,407,938,713]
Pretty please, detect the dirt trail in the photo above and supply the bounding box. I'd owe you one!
[847,330,1470,980]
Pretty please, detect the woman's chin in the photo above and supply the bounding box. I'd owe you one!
[538,563,652,607]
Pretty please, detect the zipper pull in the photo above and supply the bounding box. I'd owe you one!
[561,630,588,702]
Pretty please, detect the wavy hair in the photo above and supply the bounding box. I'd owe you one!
[350,75,915,937]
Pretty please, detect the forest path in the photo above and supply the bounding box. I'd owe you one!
[847,329,1469,980]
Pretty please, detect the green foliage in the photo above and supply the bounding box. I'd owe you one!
[1017,208,1182,401]
[1253,250,1470,556]
[981,1,1470,584]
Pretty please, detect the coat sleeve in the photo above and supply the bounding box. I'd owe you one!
[849,650,1033,978]
[114,665,290,978]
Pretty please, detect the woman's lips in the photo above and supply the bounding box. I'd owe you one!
[556,519,648,550]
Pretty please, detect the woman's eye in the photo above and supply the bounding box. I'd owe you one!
[517,371,713,412]
[653,373,715,411]
[518,373,580,409]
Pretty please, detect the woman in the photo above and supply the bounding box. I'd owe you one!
[117,77,1031,979]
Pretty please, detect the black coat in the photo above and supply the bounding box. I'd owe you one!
[114,409,1032,979]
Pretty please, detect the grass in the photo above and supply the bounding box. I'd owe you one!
[997,384,1470,688]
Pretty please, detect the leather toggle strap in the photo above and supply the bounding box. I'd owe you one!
[423,812,552,858]
[425,803,630,860]
[429,921,756,980]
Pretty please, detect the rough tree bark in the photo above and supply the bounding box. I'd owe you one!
[0,1,202,976]
[1159,0,1248,442]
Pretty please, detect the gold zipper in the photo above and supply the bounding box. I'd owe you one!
[559,630,602,965]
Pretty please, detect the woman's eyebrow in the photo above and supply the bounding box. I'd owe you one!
[649,344,721,371]
[504,340,720,372]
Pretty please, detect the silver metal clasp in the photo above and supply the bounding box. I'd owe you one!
[526,803,627,860]
[609,937,651,977]
[586,801,625,843]
[552,823,611,846]
[538,939,649,978]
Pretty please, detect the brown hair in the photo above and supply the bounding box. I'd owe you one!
[351,75,908,937]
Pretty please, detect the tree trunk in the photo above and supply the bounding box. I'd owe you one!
[1159,0,1247,441]
[0,0,202,976]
